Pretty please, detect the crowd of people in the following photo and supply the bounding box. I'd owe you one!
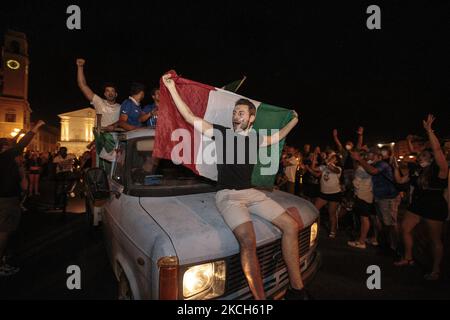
[0,62,448,302]
[0,133,96,277]
[276,118,449,281]
[76,58,160,132]
[1,121,46,276]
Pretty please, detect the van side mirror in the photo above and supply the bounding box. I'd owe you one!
[85,168,112,204]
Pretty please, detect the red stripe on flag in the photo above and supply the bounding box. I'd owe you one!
[154,71,215,175]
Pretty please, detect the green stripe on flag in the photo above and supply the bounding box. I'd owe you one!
[94,132,116,153]
[252,103,293,188]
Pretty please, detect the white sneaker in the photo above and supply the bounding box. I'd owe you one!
[0,264,20,277]
[347,241,367,249]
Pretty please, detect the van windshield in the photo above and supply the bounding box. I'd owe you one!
[128,137,216,196]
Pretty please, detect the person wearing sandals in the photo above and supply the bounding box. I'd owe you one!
[394,115,449,281]
[311,152,343,238]
[348,151,378,249]
[351,145,400,253]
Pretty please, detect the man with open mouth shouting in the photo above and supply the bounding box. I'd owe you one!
[162,73,310,300]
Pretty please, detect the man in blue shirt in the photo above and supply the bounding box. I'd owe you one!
[139,88,160,128]
[351,148,400,252]
[118,82,146,131]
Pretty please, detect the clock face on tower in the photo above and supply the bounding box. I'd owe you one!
[6,59,21,70]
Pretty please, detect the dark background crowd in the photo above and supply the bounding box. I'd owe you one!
[277,119,449,281]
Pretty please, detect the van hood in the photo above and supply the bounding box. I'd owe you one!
[139,190,318,265]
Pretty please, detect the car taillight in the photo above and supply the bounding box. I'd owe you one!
[158,256,179,300]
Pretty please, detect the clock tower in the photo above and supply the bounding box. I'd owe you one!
[1,30,29,99]
[0,30,32,138]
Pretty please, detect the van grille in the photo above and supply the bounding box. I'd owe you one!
[225,226,311,294]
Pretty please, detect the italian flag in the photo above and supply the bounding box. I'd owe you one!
[153,71,294,188]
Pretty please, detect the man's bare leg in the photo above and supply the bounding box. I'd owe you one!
[233,222,265,300]
[272,213,304,290]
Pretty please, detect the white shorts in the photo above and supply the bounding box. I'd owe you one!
[215,188,286,231]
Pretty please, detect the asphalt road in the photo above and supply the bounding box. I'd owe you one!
[0,197,449,300]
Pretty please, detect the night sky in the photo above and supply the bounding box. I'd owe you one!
[1,1,449,148]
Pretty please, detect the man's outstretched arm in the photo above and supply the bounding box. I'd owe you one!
[423,114,448,179]
[350,151,379,176]
[76,58,95,102]
[162,74,214,137]
[16,120,46,151]
[356,126,364,150]
[117,114,139,131]
[332,129,344,153]
[261,111,299,147]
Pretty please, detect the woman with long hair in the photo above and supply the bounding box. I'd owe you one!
[311,152,343,238]
[394,115,449,281]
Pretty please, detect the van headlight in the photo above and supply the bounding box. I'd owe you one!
[310,222,318,247]
[182,261,226,299]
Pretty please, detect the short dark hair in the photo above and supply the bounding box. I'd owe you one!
[235,98,256,117]
[130,82,146,96]
[151,87,160,97]
[102,82,118,92]
[421,148,434,158]
[380,146,392,156]
[368,147,381,155]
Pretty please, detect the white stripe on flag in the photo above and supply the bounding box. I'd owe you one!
[203,88,261,125]
[195,89,261,180]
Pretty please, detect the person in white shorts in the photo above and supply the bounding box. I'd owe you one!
[162,74,309,300]
[310,153,343,238]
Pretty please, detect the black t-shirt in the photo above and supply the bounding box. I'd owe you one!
[413,161,448,193]
[302,158,317,185]
[343,151,354,170]
[213,124,262,190]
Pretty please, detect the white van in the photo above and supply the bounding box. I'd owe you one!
[86,128,320,300]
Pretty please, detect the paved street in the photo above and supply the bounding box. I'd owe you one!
[0,197,449,300]
[0,198,116,299]
[308,228,450,300]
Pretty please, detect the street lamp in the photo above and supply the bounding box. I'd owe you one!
[10,128,21,137]
[10,129,25,140]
